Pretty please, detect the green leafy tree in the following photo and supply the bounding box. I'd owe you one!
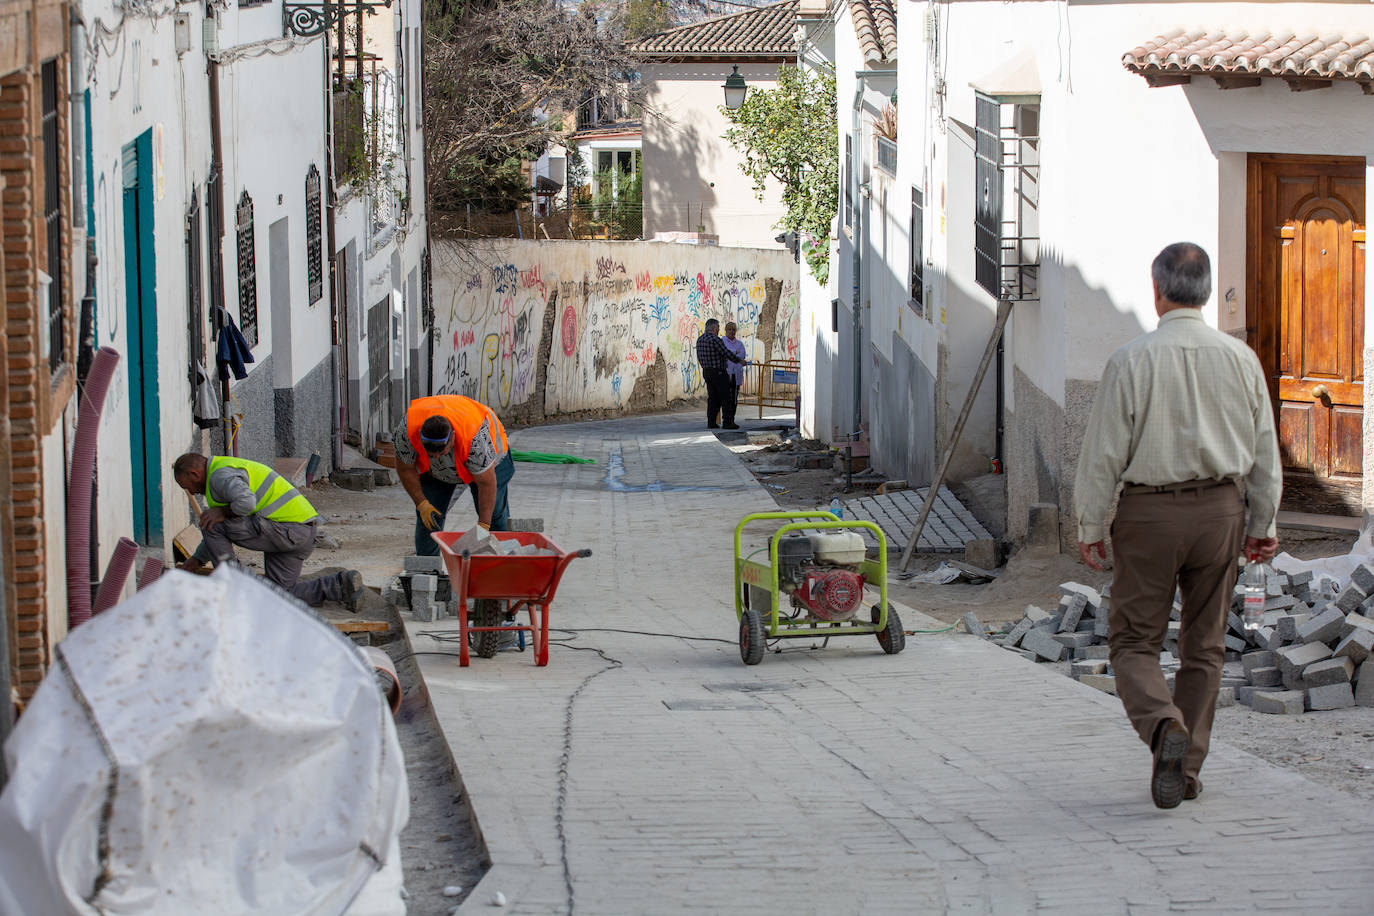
[721,66,837,283]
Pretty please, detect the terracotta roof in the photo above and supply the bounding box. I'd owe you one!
[632,2,797,58]
[1123,30,1374,92]
[851,0,896,64]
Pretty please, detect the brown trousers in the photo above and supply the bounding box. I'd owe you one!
[1108,482,1245,781]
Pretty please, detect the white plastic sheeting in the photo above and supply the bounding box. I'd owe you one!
[0,566,408,915]
[1272,521,1374,592]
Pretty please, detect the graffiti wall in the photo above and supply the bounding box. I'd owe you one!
[431,240,800,421]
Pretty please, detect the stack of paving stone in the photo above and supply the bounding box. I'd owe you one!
[987,568,1374,714]
[394,555,454,623]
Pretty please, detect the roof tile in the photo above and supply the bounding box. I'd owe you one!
[1123,29,1374,86]
[632,1,797,57]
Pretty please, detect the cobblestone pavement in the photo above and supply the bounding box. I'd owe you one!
[404,410,1374,915]
[842,487,992,553]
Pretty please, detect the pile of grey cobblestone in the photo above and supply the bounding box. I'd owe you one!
[969,567,1374,715]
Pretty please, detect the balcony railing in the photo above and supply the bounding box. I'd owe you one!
[876,136,897,176]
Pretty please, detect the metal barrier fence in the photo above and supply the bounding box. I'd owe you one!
[740,358,800,419]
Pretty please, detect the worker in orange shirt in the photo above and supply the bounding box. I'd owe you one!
[392,395,515,556]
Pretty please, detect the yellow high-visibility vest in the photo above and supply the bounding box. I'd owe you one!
[206,457,319,524]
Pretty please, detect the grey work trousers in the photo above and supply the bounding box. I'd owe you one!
[199,516,343,606]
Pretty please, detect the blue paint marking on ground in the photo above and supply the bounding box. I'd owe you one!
[602,449,725,493]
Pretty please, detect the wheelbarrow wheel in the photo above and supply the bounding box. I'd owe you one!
[739,609,766,665]
[873,602,906,655]
[471,599,504,659]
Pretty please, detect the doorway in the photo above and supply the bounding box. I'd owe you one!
[121,131,163,543]
[1247,154,1366,515]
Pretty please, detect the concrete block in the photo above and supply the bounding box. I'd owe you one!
[410,573,438,594]
[1264,594,1299,612]
[1251,690,1305,715]
[964,538,999,571]
[1241,650,1275,675]
[1277,614,1311,642]
[1080,644,1111,660]
[1237,685,1283,706]
[1072,660,1109,678]
[1167,621,1181,641]
[1026,503,1060,550]
[1021,628,1066,662]
[1307,682,1356,711]
[1297,607,1345,645]
[1227,611,1245,634]
[1303,656,1355,687]
[1275,642,1332,676]
[1349,563,1374,596]
[506,517,545,532]
[1051,631,1096,650]
[1094,615,1110,638]
[329,468,376,491]
[403,555,446,574]
[1356,660,1374,706]
[381,587,406,607]
[1074,617,1097,633]
[1260,627,1285,652]
[1023,605,1051,624]
[1010,648,1038,661]
[1003,617,1034,648]
[1248,667,1282,687]
[1334,629,1374,665]
[1282,670,1309,692]
[410,599,435,623]
[962,611,988,639]
[1288,570,1314,587]
[1079,674,1117,695]
[1058,594,1088,633]
[1034,614,1063,632]
[1335,583,1368,614]
[1361,593,1374,615]
[1216,686,1236,708]
[1223,635,1248,653]
[1340,613,1374,640]
[1060,581,1103,616]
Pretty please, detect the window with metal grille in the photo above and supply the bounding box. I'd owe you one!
[41,59,64,371]
[306,165,323,303]
[236,190,259,347]
[910,186,924,314]
[844,134,853,230]
[974,94,1003,299]
[186,190,204,385]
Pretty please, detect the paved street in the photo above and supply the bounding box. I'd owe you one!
[404,410,1374,915]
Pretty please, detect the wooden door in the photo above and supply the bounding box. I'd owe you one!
[1248,154,1366,515]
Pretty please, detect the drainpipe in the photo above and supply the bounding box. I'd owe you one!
[994,335,1004,472]
[323,36,343,470]
[205,4,231,453]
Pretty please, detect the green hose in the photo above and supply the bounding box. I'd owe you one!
[510,450,597,464]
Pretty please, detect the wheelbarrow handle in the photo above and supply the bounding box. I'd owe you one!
[576,548,593,558]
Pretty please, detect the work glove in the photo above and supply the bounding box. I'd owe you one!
[417,500,443,531]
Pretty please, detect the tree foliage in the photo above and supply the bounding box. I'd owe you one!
[721,67,837,283]
[423,0,639,217]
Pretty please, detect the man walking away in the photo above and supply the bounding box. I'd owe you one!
[1074,242,1281,809]
[173,454,365,609]
[695,318,749,430]
[394,394,515,556]
[722,321,748,427]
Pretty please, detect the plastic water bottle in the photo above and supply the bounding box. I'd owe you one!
[1242,555,1268,631]
[829,497,843,519]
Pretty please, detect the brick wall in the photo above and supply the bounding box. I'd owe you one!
[0,7,71,701]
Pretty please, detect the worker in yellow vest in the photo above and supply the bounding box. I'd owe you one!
[172,453,365,609]
[393,394,515,556]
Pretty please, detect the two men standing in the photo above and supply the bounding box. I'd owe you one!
[695,318,750,430]
[1075,242,1281,809]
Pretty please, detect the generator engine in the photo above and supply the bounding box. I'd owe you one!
[775,531,868,621]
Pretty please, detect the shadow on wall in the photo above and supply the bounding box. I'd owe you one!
[1004,244,1149,551]
[430,239,800,426]
[646,111,721,237]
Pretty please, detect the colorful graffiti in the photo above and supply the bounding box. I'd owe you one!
[432,241,799,419]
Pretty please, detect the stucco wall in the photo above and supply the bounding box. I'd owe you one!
[641,62,789,249]
[432,240,799,423]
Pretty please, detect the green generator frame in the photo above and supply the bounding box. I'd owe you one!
[732,511,905,664]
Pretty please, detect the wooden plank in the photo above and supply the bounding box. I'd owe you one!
[332,620,392,634]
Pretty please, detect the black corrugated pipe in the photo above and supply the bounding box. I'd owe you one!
[66,346,120,628]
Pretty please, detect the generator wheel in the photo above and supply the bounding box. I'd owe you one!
[739,610,766,665]
[873,603,906,655]
[471,599,504,659]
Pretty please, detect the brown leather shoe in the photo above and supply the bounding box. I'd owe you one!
[1184,778,1202,800]
[1151,719,1191,809]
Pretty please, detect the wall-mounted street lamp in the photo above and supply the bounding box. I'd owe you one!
[722,65,749,111]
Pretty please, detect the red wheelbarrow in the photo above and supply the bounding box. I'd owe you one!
[433,530,591,667]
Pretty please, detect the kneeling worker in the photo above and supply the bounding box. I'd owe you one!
[394,394,515,556]
[173,453,364,609]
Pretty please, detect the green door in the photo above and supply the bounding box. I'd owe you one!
[121,131,162,544]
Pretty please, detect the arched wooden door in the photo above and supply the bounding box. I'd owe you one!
[1248,154,1366,516]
